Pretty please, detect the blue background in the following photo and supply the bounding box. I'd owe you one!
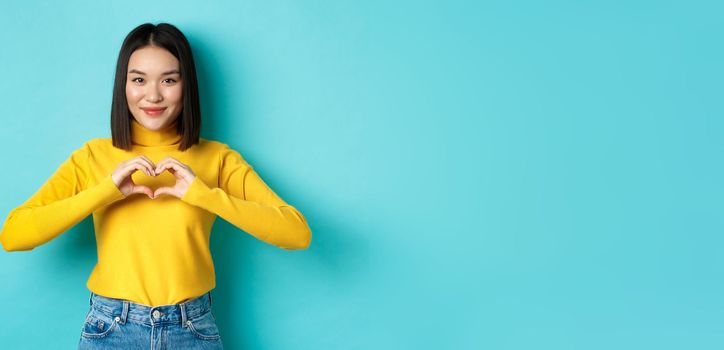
[0,0,721,349]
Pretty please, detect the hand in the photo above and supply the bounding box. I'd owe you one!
[111,155,157,198]
[152,156,197,199]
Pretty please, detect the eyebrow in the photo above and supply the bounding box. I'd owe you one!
[128,69,181,75]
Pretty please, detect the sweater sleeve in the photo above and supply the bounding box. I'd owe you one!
[181,144,312,250]
[0,141,126,251]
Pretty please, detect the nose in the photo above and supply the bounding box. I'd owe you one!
[145,84,163,103]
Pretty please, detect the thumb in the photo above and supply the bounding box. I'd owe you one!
[131,185,154,199]
[153,186,173,198]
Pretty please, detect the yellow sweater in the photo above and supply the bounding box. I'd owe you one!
[0,118,312,306]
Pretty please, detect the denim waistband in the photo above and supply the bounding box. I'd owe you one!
[88,291,214,326]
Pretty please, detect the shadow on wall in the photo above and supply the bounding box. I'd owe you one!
[186,31,248,145]
[208,189,371,348]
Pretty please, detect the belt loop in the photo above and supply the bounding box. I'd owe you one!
[121,301,129,324]
[180,301,188,327]
[89,291,94,306]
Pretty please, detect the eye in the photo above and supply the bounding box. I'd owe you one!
[163,78,178,84]
[131,77,144,83]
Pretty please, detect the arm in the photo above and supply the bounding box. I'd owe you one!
[181,144,312,250]
[0,142,126,251]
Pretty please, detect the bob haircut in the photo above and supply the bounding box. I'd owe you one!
[110,22,201,151]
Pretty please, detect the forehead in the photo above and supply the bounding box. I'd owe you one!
[127,46,179,72]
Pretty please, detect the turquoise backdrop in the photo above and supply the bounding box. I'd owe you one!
[0,0,721,349]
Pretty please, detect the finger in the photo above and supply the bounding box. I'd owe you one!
[154,158,170,175]
[131,157,155,176]
[124,159,153,176]
[153,186,174,198]
[137,156,157,175]
[157,160,192,178]
[154,157,174,173]
[123,162,152,177]
[158,161,190,180]
[122,158,149,176]
[157,160,186,175]
[131,185,154,198]
[155,157,186,173]
[137,155,154,166]
[155,161,169,175]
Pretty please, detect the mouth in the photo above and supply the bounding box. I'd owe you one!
[141,107,166,116]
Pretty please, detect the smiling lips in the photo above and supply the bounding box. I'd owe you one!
[142,107,166,116]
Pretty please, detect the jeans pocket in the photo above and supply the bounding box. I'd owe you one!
[185,311,221,341]
[80,308,121,339]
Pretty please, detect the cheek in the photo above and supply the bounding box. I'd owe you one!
[166,86,183,106]
[125,85,143,103]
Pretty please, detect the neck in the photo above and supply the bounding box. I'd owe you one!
[130,118,182,147]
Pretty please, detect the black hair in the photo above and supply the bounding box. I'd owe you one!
[110,22,201,151]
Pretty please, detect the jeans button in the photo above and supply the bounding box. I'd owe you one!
[152,310,161,318]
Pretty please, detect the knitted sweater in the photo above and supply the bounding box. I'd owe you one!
[0,118,311,306]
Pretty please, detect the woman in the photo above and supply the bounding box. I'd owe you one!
[0,23,312,349]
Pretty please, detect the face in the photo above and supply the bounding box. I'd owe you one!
[126,46,183,131]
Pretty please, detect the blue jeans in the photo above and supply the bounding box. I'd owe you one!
[78,290,224,349]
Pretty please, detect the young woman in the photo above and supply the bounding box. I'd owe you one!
[0,22,312,349]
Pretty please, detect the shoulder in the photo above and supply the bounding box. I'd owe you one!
[200,138,253,167]
[192,138,230,158]
[198,137,226,149]
[200,138,245,157]
[58,138,100,165]
[200,138,231,150]
[81,137,113,155]
[84,137,106,148]
[67,138,100,156]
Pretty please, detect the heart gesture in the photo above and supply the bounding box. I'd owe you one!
[111,155,197,199]
[152,156,197,199]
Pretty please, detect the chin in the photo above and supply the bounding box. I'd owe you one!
[137,116,167,129]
